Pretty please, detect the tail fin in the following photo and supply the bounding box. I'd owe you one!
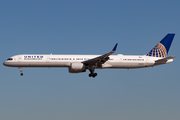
[146,34,175,58]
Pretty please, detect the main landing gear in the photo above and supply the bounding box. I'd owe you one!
[19,67,23,76]
[89,72,97,78]
[88,66,97,78]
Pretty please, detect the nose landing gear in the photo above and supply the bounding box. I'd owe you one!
[20,73,23,76]
[19,67,23,76]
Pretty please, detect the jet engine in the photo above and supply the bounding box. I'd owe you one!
[68,62,86,73]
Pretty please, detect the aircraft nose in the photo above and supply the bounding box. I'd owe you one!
[3,61,7,66]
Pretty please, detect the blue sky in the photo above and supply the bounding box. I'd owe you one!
[0,0,180,120]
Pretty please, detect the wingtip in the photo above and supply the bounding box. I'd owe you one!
[112,43,118,51]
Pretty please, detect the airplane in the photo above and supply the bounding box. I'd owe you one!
[3,34,175,78]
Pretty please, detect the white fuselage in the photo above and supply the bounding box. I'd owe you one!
[3,54,173,69]
[3,34,175,77]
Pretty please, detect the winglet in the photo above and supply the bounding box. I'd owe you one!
[112,43,118,52]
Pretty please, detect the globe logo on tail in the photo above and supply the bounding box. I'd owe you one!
[146,43,167,58]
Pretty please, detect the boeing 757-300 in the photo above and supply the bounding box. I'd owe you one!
[3,34,175,78]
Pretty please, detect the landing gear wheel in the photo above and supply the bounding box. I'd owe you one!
[89,74,92,77]
[89,73,97,78]
[20,73,23,76]
[92,73,97,78]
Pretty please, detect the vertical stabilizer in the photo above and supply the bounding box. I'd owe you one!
[146,34,175,58]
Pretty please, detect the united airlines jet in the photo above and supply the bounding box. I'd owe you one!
[3,34,175,78]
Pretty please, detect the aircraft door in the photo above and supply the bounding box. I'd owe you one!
[145,57,149,67]
[118,57,124,67]
[18,56,22,62]
[46,56,50,62]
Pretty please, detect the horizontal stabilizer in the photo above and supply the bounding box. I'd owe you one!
[155,56,175,62]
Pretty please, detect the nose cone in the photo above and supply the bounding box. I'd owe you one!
[3,61,7,66]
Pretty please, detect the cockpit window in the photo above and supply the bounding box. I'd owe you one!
[7,58,13,60]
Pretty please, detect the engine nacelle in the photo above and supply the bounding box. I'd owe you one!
[68,62,86,73]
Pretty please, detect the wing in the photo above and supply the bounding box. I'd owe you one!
[155,56,176,62]
[82,43,118,66]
